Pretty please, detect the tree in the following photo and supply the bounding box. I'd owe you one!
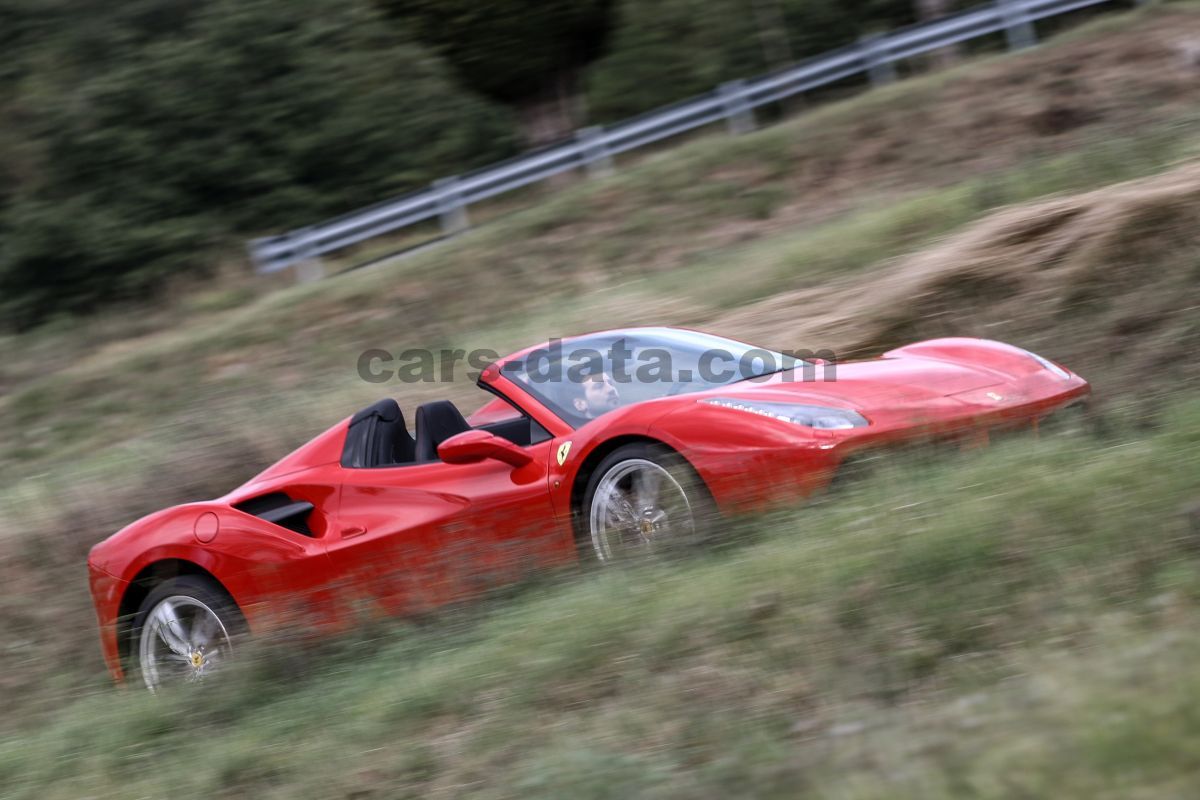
[915,0,954,18]
[915,0,962,66]
[381,0,619,146]
[586,0,917,123]
[0,0,517,328]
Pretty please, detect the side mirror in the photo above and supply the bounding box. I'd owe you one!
[438,430,533,468]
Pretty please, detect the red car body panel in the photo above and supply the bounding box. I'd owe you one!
[88,330,1089,682]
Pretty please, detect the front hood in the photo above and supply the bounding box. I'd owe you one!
[714,356,1003,409]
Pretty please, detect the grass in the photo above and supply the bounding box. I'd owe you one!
[3,399,1199,798]
[652,117,1200,310]
[0,0,1197,727]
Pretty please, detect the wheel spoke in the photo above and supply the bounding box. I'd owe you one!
[189,612,218,647]
[158,654,190,679]
[153,601,190,655]
[634,468,662,510]
[607,490,638,525]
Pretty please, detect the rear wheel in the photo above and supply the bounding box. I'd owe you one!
[582,443,714,563]
[131,576,244,693]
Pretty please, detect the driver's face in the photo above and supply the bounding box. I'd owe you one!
[575,373,620,418]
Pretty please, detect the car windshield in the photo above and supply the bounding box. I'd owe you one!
[500,328,804,428]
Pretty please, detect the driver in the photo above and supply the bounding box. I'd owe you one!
[571,371,621,420]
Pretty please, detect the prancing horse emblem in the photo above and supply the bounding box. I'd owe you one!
[556,441,572,466]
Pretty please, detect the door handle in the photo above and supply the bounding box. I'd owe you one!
[341,525,367,539]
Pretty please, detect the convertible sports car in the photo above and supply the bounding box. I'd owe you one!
[87,328,1089,690]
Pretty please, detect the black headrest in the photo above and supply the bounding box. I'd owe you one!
[351,397,401,425]
[415,401,471,462]
[342,398,415,467]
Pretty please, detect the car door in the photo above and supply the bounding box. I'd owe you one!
[326,439,569,618]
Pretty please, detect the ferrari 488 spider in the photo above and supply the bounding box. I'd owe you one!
[87,328,1089,689]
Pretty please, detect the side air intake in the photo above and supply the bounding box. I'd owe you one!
[232,492,315,537]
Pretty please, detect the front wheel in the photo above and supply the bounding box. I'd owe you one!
[131,576,244,692]
[582,443,713,563]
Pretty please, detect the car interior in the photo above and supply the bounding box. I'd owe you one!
[340,397,550,468]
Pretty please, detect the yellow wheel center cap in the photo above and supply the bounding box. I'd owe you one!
[640,520,654,536]
[190,652,204,668]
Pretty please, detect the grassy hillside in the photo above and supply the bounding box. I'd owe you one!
[2,4,1200,796]
[3,401,1200,798]
[4,2,1200,476]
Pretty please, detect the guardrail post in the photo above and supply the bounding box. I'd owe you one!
[997,0,1037,50]
[718,80,756,135]
[859,33,897,86]
[433,176,470,236]
[248,238,276,275]
[576,126,615,178]
[292,228,325,283]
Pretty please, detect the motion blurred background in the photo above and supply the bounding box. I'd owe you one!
[2,0,1200,797]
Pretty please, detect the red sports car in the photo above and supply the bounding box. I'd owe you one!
[87,328,1089,690]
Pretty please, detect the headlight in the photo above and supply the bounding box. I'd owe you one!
[1020,348,1071,380]
[702,398,868,430]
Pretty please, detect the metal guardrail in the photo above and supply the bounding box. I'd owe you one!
[249,0,1134,275]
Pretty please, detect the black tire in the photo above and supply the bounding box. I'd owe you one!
[130,575,246,692]
[579,442,716,563]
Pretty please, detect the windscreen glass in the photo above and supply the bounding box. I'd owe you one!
[500,328,803,428]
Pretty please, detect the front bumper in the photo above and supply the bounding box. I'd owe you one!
[87,561,129,683]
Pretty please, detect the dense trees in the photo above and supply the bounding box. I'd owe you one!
[0,0,515,327]
[382,0,618,146]
[0,0,984,328]
[586,0,925,121]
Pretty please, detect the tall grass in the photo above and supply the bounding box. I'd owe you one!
[3,398,1199,799]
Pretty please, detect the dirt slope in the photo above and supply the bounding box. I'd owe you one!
[714,161,1200,400]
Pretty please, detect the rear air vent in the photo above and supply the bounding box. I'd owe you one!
[233,492,315,537]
